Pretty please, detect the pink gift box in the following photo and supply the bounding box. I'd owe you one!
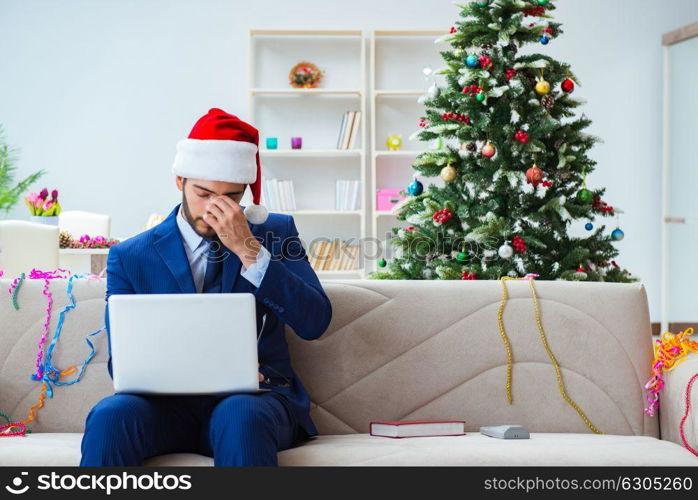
[376,188,406,211]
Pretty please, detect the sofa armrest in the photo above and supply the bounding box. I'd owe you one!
[659,354,698,452]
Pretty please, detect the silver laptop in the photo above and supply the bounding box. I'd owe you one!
[108,293,270,395]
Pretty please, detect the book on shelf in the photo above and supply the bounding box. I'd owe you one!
[335,180,361,211]
[336,110,361,150]
[262,176,296,211]
[308,239,359,272]
[369,420,467,439]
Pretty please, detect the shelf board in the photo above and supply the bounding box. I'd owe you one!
[373,30,447,37]
[261,149,363,157]
[374,90,424,97]
[276,209,362,216]
[374,150,421,157]
[251,29,363,37]
[251,88,362,96]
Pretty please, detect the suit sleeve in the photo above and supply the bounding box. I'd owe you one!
[104,245,136,379]
[252,215,332,341]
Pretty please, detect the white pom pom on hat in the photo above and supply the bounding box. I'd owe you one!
[171,108,268,224]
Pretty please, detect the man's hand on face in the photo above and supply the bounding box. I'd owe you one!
[203,196,262,268]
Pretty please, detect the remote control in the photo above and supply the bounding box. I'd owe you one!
[480,424,530,439]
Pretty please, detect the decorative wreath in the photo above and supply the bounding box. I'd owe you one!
[288,62,324,88]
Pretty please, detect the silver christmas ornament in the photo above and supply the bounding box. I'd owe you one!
[498,243,514,259]
[427,82,440,98]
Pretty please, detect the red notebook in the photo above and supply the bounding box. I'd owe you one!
[370,419,467,438]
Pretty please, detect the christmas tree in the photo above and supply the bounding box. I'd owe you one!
[369,0,636,283]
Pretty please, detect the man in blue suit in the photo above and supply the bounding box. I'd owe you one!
[80,109,333,466]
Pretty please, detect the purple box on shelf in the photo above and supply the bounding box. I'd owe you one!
[376,188,406,211]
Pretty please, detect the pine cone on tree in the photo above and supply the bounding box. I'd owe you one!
[466,142,477,151]
[556,170,572,182]
[541,94,555,110]
[59,231,73,249]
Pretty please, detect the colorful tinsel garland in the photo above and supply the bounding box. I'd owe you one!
[1,268,106,437]
[644,327,698,417]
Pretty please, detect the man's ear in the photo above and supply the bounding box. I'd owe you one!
[176,176,184,192]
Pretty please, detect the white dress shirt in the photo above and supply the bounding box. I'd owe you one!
[175,205,271,291]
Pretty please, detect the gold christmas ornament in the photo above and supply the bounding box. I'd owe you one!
[535,68,550,95]
[440,164,458,182]
[535,79,550,95]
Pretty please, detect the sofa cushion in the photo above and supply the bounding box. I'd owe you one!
[2,432,696,466]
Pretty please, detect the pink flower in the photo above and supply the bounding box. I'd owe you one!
[79,234,91,244]
[39,188,49,200]
[51,189,58,201]
[43,200,52,211]
[27,192,39,204]
[94,235,106,245]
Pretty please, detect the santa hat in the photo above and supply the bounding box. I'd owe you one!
[171,108,268,224]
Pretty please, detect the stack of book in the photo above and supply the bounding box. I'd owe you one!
[262,176,296,211]
[336,111,361,150]
[308,239,360,271]
[335,180,361,211]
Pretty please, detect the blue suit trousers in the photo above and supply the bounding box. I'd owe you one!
[79,390,301,466]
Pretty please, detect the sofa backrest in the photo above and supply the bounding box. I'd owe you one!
[0,278,658,438]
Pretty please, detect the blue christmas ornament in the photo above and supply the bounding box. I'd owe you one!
[407,179,424,196]
[611,228,625,241]
[466,54,479,68]
[540,36,549,45]
[585,222,593,231]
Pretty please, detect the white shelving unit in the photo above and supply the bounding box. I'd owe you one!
[369,30,446,272]
[248,29,448,277]
[249,29,366,279]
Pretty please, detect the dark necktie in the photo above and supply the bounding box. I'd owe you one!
[202,237,224,293]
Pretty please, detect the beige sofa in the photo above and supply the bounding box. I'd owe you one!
[0,277,696,466]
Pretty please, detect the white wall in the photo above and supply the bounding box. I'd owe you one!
[2,0,698,320]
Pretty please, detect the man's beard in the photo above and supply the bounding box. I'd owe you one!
[181,193,216,240]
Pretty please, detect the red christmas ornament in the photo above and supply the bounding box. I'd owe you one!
[462,84,482,97]
[592,196,614,214]
[522,5,546,16]
[418,117,428,128]
[541,179,553,188]
[406,226,415,231]
[449,26,457,34]
[505,68,517,82]
[478,55,493,69]
[514,130,529,144]
[441,112,470,124]
[562,78,575,93]
[512,236,526,253]
[576,265,585,273]
[526,165,544,187]
[461,271,477,280]
[433,208,454,225]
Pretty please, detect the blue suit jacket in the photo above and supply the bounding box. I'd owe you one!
[103,203,333,438]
